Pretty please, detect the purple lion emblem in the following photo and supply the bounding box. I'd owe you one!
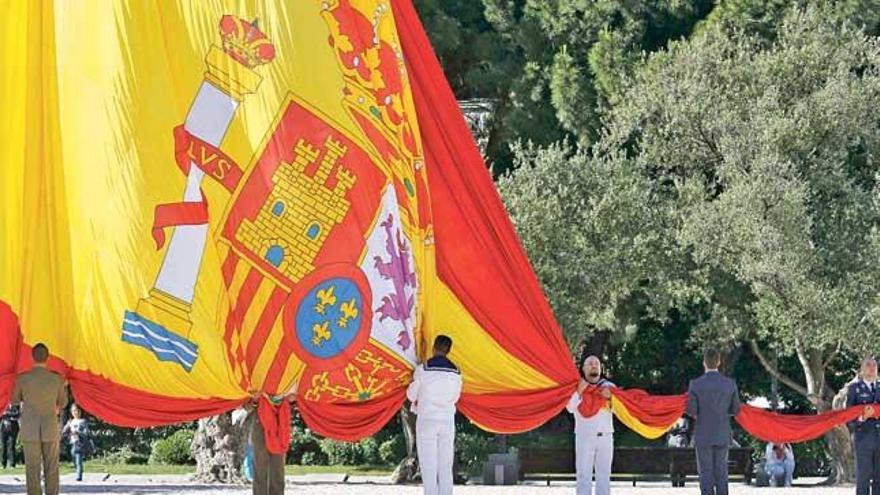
[373,214,417,351]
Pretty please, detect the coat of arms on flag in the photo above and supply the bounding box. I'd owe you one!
[122,2,424,407]
[1,0,579,444]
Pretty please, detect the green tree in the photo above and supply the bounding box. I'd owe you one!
[701,0,880,40]
[415,0,515,99]
[602,6,880,481]
[498,4,880,482]
[416,1,715,171]
[417,1,880,173]
[497,142,681,345]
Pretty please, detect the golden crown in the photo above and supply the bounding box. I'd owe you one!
[218,16,275,68]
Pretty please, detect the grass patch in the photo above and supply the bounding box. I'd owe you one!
[285,464,393,476]
[1,462,194,476]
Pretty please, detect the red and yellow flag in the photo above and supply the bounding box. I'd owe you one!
[0,0,578,442]
[579,387,868,444]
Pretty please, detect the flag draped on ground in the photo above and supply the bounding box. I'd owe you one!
[0,0,577,450]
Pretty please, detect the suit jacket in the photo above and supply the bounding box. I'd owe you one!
[686,371,741,447]
[846,379,880,447]
[11,367,68,442]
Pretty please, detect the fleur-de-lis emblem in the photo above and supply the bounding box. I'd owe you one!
[315,286,337,314]
[337,299,359,328]
[311,321,331,346]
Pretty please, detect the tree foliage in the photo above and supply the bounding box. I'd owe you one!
[497,142,680,343]
[605,5,880,360]
[498,4,880,481]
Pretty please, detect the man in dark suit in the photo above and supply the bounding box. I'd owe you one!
[847,356,880,495]
[686,348,741,495]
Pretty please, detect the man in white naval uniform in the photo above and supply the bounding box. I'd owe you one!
[407,335,462,495]
[567,355,616,495]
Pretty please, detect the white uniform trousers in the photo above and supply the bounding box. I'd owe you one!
[416,418,455,495]
[576,432,613,495]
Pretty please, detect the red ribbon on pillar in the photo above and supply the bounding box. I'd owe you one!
[151,126,244,249]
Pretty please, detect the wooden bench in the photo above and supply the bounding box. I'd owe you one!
[519,446,753,486]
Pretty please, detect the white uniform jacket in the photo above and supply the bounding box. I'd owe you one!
[406,356,462,422]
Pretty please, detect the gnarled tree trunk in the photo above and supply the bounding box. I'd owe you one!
[824,425,855,484]
[391,406,419,484]
[824,377,858,484]
[191,409,254,483]
[751,340,854,484]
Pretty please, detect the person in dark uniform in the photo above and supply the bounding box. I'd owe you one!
[1,404,20,468]
[848,356,880,495]
[687,348,741,495]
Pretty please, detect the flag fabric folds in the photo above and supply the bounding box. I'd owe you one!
[735,404,864,444]
[0,0,578,447]
[3,0,862,451]
[390,0,579,433]
[578,387,868,444]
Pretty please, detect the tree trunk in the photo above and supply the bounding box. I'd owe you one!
[809,393,854,484]
[798,346,854,484]
[751,341,854,484]
[823,377,858,484]
[391,406,419,484]
[824,425,855,484]
[191,409,253,483]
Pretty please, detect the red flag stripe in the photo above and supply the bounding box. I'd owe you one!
[221,251,240,287]
[392,0,574,386]
[262,346,293,395]
[223,269,263,345]
[244,287,287,369]
[237,371,250,392]
[223,269,264,371]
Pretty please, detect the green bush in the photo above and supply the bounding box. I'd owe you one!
[99,446,148,465]
[290,425,323,465]
[379,434,406,465]
[319,439,360,465]
[319,437,384,465]
[300,451,326,466]
[358,437,381,465]
[88,419,195,462]
[149,429,195,465]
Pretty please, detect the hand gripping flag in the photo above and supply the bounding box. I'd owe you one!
[0,0,579,448]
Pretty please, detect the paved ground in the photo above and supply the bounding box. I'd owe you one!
[0,474,856,494]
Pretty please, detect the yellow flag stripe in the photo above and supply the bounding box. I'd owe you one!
[276,355,306,397]
[431,281,557,394]
[610,396,675,439]
[249,315,285,391]
[238,278,276,348]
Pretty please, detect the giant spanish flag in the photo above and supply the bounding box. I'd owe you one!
[0,0,578,444]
